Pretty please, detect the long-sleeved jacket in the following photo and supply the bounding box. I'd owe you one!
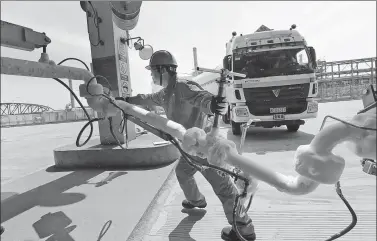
[127,79,214,130]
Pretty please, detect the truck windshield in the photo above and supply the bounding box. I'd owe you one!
[233,47,314,79]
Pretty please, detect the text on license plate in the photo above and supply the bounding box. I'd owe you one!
[270,107,286,113]
[273,114,285,120]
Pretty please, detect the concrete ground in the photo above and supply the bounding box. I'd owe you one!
[1,122,100,185]
[1,100,376,241]
[1,122,176,240]
[128,100,376,241]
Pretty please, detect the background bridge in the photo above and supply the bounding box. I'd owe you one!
[0,103,96,127]
[0,103,54,115]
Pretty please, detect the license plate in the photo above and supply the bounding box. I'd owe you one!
[270,107,286,113]
[273,114,285,120]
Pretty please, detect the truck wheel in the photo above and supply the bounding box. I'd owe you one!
[231,121,242,135]
[286,124,300,132]
[222,112,230,124]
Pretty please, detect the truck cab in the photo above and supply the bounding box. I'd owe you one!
[223,25,319,135]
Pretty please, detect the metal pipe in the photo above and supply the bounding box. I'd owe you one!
[68,79,76,108]
[226,150,320,195]
[371,58,374,86]
[213,81,225,128]
[1,57,95,84]
[193,47,198,76]
[115,101,187,140]
[0,57,105,113]
[196,66,246,78]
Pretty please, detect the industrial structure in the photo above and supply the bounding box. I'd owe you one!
[316,57,376,101]
[1,1,179,169]
[0,2,375,241]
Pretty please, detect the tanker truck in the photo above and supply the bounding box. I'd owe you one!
[193,25,319,135]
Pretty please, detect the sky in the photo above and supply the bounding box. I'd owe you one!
[1,1,376,110]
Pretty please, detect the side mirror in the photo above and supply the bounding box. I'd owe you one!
[308,47,317,69]
[223,55,232,71]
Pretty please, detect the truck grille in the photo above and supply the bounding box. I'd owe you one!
[246,100,308,116]
[243,83,310,102]
[243,84,310,116]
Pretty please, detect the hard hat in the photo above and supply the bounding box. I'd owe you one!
[145,50,178,70]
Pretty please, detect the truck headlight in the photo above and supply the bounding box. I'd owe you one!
[307,102,318,113]
[235,108,249,117]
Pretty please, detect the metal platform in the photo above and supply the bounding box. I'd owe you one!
[54,132,180,169]
[127,101,376,241]
[129,154,376,241]
[1,101,375,241]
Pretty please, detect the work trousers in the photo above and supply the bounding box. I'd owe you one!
[175,155,253,228]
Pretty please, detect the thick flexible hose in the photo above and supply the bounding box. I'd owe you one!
[55,56,374,241]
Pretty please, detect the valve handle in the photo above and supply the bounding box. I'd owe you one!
[196,66,246,129]
[196,67,246,78]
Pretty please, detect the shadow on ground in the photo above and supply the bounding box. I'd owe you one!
[0,169,99,223]
[169,209,207,241]
[226,127,315,155]
[33,211,77,241]
[85,171,128,187]
[31,211,113,241]
[1,161,173,223]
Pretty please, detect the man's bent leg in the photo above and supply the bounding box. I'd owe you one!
[175,156,207,208]
[199,157,256,240]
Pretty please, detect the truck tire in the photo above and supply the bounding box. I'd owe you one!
[231,121,242,135]
[222,111,230,124]
[286,124,300,132]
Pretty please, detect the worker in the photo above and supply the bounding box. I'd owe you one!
[274,51,297,69]
[241,57,262,78]
[122,50,256,241]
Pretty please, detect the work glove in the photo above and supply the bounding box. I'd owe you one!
[210,96,228,115]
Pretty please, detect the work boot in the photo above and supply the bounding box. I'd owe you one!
[221,222,256,241]
[182,198,207,209]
